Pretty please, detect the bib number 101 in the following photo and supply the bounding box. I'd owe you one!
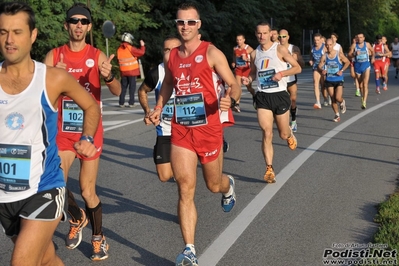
[0,162,16,175]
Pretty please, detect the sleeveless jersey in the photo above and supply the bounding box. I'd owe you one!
[142,63,173,136]
[285,44,296,83]
[254,42,288,93]
[52,44,103,139]
[325,52,343,82]
[333,43,342,53]
[234,44,250,68]
[0,61,65,203]
[311,43,325,70]
[168,41,233,128]
[373,43,386,62]
[391,43,399,59]
[354,43,370,63]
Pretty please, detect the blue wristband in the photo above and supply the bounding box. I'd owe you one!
[80,135,94,144]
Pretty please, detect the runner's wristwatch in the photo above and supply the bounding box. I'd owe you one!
[80,135,94,144]
[230,97,237,108]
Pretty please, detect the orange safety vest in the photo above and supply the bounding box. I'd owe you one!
[117,45,139,76]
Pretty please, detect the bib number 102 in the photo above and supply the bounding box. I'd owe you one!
[69,113,83,121]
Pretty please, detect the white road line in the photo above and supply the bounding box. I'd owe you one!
[104,118,143,132]
[102,120,130,126]
[198,96,399,265]
[103,110,143,115]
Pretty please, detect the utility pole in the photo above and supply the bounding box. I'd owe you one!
[347,0,351,47]
[87,0,93,45]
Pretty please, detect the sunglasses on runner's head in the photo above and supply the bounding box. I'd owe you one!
[278,35,287,39]
[175,19,200,26]
[67,18,91,25]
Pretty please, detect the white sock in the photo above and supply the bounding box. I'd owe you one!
[186,244,196,254]
[336,112,339,116]
[223,184,233,197]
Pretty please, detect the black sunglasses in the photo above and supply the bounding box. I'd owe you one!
[175,19,200,26]
[67,18,91,25]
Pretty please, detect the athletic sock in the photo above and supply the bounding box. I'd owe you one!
[290,107,297,121]
[86,201,103,236]
[186,244,196,254]
[223,182,233,197]
[375,79,380,87]
[67,189,82,222]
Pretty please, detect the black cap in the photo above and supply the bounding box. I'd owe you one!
[67,6,91,22]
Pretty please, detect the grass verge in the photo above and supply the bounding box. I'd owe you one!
[370,191,399,264]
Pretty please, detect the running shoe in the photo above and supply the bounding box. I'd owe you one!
[333,115,340,122]
[287,130,297,150]
[355,89,361,97]
[264,165,276,183]
[232,104,241,113]
[376,87,381,94]
[382,83,387,91]
[91,234,109,261]
[340,99,346,114]
[175,247,198,266]
[361,101,366,109]
[65,208,88,249]
[313,103,322,109]
[221,175,236,212]
[323,100,329,107]
[290,121,297,133]
[223,138,229,153]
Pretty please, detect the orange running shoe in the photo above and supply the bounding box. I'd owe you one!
[287,130,297,150]
[264,165,276,183]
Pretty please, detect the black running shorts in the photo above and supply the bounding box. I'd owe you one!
[0,187,67,237]
[153,136,172,164]
[254,90,291,115]
[324,80,344,89]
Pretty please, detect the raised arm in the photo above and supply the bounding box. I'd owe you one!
[278,44,302,78]
[98,51,121,96]
[208,45,241,111]
[292,45,305,68]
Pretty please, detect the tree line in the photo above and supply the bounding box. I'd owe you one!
[16,0,399,75]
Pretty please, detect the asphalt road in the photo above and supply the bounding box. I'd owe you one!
[1,67,398,266]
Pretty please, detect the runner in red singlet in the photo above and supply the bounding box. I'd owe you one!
[231,34,254,112]
[372,35,391,94]
[149,3,241,266]
[43,3,121,261]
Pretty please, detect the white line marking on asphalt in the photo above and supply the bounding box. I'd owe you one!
[104,118,143,132]
[198,96,399,265]
[102,120,130,126]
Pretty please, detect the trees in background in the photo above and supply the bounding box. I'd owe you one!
[18,0,399,75]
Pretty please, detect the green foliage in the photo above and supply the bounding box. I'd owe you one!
[4,0,399,73]
[28,0,74,61]
[374,193,399,224]
[372,193,399,262]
